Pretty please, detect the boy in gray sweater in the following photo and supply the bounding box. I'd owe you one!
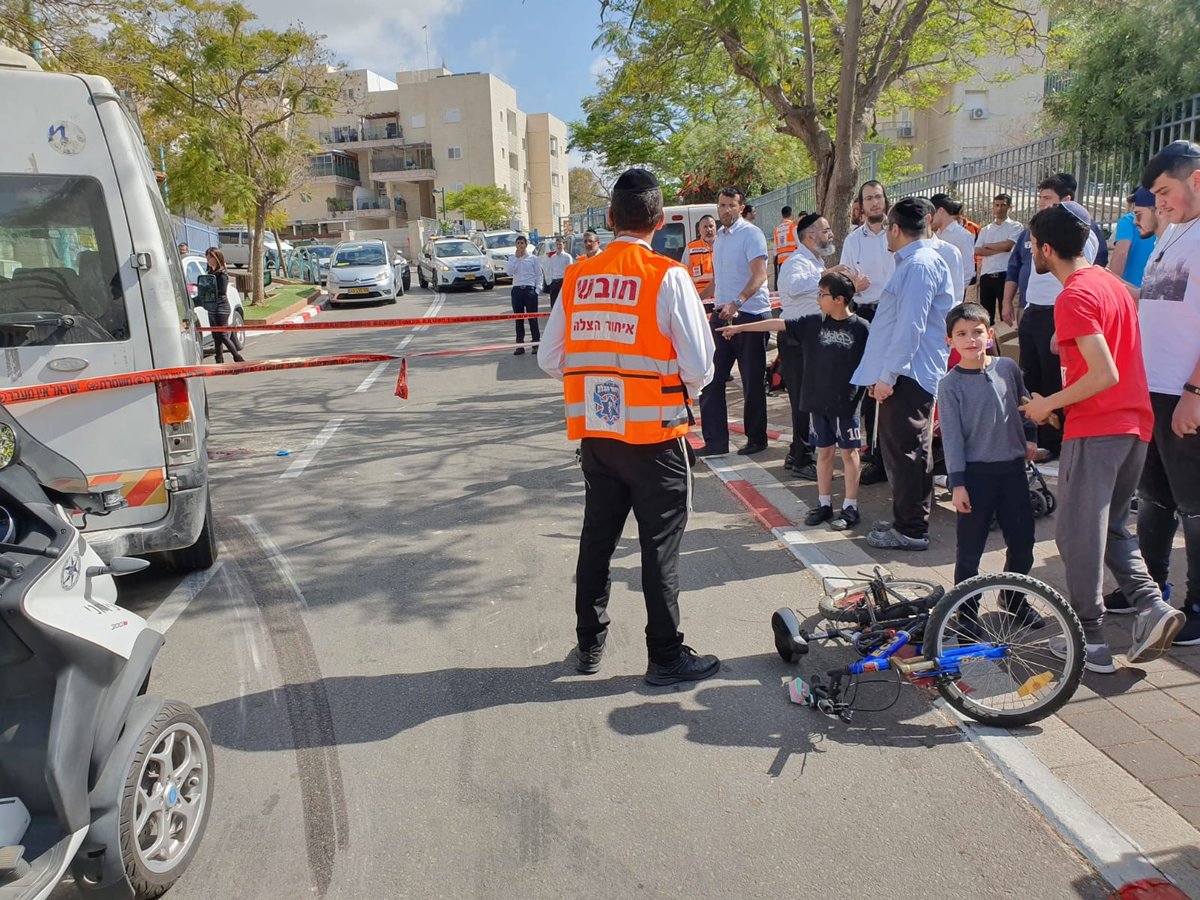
[937,303,1038,589]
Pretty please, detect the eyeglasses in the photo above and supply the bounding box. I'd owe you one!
[817,290,834,298]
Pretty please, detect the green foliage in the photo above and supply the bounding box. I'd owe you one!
[103,0,339,303]
[1045,0,1200,153]
[568,167,610,213]
[0,0,145,69]
[444,185,517,229]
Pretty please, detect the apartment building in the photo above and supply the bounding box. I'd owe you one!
[874,5,1050,171]
[280,66,571,253]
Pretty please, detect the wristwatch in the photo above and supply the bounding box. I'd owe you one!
[1184,383,1200,397]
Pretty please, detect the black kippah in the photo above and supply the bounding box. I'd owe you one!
[613,167,659,192]
[796,213,822,232]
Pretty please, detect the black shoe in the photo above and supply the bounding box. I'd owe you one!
[805,504,833,526]
[695,444,729,457]
[792,463,818,481]
[737,441,768,455]
[514,346,526,356]
[830,506,861,530]
[1103,588,1135,616]
[1000,592,1046,630]
[576,645,604,674]
[645,646,721,685]
[859,463,888,485]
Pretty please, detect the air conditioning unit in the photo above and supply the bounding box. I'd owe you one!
[898,124,915,138]
[969,107,987,120]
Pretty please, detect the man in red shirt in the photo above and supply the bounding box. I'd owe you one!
[1024,202,1185,671]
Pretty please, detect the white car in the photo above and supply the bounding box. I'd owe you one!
[471,230,521,282]
[181,254,246,354]
[418,237,495,291]
[327,239,403,305]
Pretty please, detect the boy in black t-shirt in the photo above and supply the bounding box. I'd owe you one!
[719,273,870,529]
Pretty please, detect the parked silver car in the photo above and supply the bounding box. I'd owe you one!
[327,239,403,305]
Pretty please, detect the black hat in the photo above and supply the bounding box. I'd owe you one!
[613,168,659,192]
[929,193,964,216]
[796,213,823,233]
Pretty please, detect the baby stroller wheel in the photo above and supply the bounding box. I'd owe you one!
[1030,490,1048,518]
[771,608,808,664]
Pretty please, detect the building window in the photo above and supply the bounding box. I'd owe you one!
[550,137,559,156]
[551,173,559,187]
[454,182,464,193]
[553,202,561,219]
[300,191,312,203]
[522,138,527,150]
[509,152,518,171]
[448,146,462,160]
[499,147,504,160]
[411,113,426,129]
[507,109,518,136]
[444,107,461,123]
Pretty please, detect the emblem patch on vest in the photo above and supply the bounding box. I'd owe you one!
[574,274,641,307]
[585,376,626,433]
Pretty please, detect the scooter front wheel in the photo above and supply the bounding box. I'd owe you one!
[119,701,215,899]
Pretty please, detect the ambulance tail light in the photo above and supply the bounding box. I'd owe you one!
[156,378,198,464]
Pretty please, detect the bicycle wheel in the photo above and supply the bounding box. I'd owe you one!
[818,579,944,623]
[923,573,1084,727]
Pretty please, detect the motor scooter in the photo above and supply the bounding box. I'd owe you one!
[0,403,213,899]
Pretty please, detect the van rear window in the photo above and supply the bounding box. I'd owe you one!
[0,175,129,345]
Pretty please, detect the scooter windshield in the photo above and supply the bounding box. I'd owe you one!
[0,401,91,494]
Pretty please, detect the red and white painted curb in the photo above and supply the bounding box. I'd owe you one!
[278,293,329,325]
[691,433,1185,898]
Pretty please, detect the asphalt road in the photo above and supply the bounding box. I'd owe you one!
[98,283,1107,898]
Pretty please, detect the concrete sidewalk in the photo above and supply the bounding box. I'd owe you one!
[706,382,1200,894]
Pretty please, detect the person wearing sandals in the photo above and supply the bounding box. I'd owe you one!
[719,272,868,529]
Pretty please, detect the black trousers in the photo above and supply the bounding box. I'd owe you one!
[878,375,935,538]
[548,278,564,307]
[854,303,882,466]
[1138,391,1200,606]
[575,437,688,663]
[699,310,768,451]
[211,308,243,363]
[977,273,1006,324]
[778,330,811,463]
[1018,305,1062,455]
[954,459,1035,584]
[511,286,540,344]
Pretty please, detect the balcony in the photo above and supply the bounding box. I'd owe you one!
[310,151,360,183]
[326,197,354,213]
[370,144,435,182]
[319,118,403,146]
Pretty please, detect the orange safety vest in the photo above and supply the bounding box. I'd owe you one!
[774,219,798,263]
[560,241,692,444]
[685,239,713,293]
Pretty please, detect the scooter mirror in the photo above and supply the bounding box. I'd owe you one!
[0,423,17,469]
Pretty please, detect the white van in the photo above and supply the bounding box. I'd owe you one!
[216,227,290,269]
[653,204,717,262]
[0,46,216,570]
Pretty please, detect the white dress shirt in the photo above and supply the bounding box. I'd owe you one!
[931,235,964,302]
[777,243,823,319]
[547,251,574,280]
[976,218,1023,276]
[940,220,976,293]
[839,223,894,306]
[506,253,543,289]
[537,236,715,398]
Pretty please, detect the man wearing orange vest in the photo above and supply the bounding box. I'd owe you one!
[774,205,799,284]
[538,167,720,685]
[683,213,716,302]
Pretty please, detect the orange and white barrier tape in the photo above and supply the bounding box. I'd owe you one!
[196,311,548,332]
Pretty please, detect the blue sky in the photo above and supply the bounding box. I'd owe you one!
[243,0,611,159]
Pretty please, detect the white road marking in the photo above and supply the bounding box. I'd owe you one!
[354,292,447,393]
[144,562,223,634]
[235,514,310,608]
[280,417,344,480]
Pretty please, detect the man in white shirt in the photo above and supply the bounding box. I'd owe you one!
[698,186,771,456]
[505,235,543,355]
[546,236,573,307]
[839,180,895,483]
[1105,140,1200,645]
[974,193,1023,322]
[930,194,975,300]
[777,213,849,478]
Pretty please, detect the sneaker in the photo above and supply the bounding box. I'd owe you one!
[1049,635,1116,674]
[645,646,721,685]
[805,504,833,526]
[792,463,818,481]
[859,463,889,485]
[1175,606,1200,646]
[866,527,930,551]
[513,346,526,356]
[1103,588,1135,616]
[830,506,861,531]
[575,645,604,674]
[1127,600,1186,664]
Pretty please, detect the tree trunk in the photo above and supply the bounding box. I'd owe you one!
[249,203,269,306]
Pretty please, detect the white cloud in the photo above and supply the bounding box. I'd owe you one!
[464,35,517,81]
[238,0,464,77]
[589,54,615,81]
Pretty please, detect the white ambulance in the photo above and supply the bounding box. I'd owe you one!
[653,203,718,262]
[0,46,216,570]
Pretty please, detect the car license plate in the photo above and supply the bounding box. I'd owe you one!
[349,287,370,295]
[464,274,476,281]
